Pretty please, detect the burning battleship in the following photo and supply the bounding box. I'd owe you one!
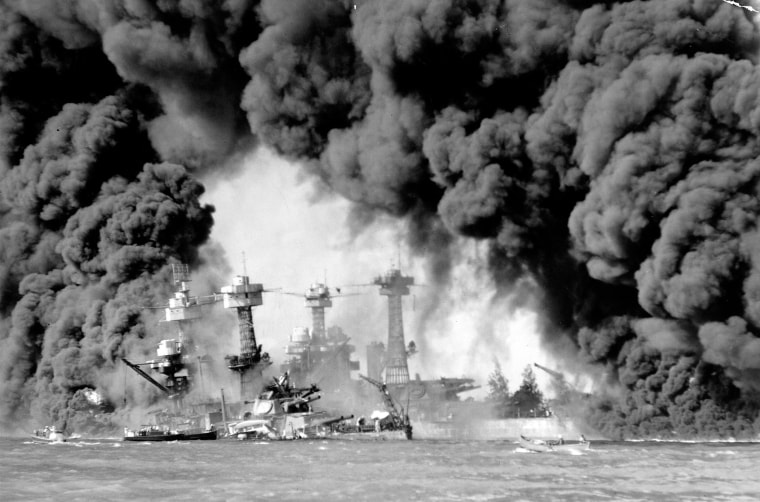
[119,255,597,443]
[265,264,591,441]
[5,0,760,444]
[275,278,417,439]
[279,283,360,396]
[120,264,402,441]
[122,264,242,440]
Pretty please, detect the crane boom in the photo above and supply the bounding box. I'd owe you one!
[533,362,578,401]
[121,358,172,395]
[359,374,406,427]
[533,362,565,381]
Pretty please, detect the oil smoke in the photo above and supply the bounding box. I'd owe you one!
[2,0,760,438]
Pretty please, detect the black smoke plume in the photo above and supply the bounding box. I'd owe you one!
[0,0,247,431]
[3,0,760,439]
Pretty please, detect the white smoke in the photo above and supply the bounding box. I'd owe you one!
[201,147,561,399]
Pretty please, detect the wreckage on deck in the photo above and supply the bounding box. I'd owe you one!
[229,372,348,440]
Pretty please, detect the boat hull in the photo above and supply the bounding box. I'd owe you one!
[330,429,412,441]
[123,430,218,442]
[31,427,67,442]
[330,420,413,440]
[518,435,590,453]
[30,433,66,442]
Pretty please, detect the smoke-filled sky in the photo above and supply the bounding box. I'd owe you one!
[2,0,760,439]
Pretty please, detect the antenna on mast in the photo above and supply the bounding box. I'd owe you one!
[396,231,402,271]
[242,251,247,276]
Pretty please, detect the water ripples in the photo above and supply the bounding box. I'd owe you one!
[2,437,760,501]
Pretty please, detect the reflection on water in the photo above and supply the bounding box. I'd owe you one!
[2,437,759,501]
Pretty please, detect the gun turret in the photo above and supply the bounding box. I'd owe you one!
[290,395,321,406]
[300,384,319,400]
[282,394,321,413]
[313,415,354,428]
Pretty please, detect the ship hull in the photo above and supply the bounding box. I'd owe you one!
[123,430,218,442]
[330,429,412,441]
[329,423,413,441]
[413,417,596,441]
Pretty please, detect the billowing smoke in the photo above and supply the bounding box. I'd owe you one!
[235,0,760,439]
[3,0,760,439]
[0,0,249,431]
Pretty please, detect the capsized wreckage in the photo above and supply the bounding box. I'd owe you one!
[229,372,348,440]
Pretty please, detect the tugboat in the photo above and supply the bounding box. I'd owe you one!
[229,372,348,440]
[123,424,217,442]
[120,358,221,442]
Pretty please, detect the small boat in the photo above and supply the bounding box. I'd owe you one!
[31,426,67,442]
[330,410,413,441]
[327,374,413,441]
[518,434,590,453]
[329,424,413,441]
[123,427,218,442]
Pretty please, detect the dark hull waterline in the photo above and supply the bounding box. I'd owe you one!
[123,430,218,442]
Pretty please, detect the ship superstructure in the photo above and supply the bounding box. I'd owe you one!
[303,282,331,343]
[280,283,359,389]
[122,264,218,403]
[121,265,274,439]
[363,266,480,421]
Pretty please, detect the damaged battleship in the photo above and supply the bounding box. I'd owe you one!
[120,262,597,443]
[121,264,407,442]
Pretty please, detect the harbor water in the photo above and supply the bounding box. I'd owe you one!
[1,436,759,501]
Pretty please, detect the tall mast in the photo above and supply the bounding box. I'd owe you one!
[305,283,332,343]
[221,274,271,400]
[373,268,414,385]
[124,263,211,406]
